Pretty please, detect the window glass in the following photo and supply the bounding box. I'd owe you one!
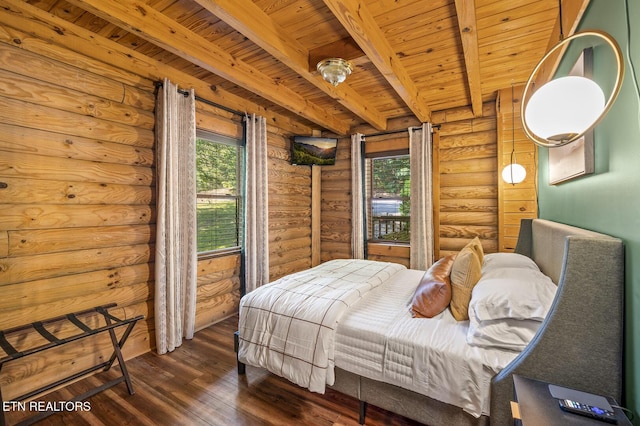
[366,155,410,243]
[196,130,244,254]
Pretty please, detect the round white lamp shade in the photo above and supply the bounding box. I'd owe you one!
[501,163,527,184]
[524,76,605,143]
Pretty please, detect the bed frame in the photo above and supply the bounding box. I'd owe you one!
[237,218,625,425]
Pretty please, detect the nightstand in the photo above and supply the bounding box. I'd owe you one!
[511,375,631,425]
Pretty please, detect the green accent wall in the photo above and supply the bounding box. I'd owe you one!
[537,0,640,422]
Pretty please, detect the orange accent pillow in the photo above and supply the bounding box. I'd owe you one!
[411,254,457,318]
[450,237,484,321]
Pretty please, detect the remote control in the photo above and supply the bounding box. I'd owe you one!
[558,399,617,424]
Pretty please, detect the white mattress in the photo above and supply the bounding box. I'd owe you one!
[334,269,519,418]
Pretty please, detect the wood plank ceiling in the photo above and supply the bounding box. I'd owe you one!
[25,0,563,135]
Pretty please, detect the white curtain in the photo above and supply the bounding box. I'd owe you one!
[244,113,269,293]
[351,133,365,259]
[409,123,434,270]
[155,79,197,355]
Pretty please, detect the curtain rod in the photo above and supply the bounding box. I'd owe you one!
[155,81,445,130]
[154,81,244,117]
[362,124,441,138]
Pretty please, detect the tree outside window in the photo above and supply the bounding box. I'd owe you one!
[367,155,411,243]
[195,131,244,254]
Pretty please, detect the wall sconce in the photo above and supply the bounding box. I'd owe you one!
[317,58,353,86]
[502,84,526,184]
[521,29,624,148]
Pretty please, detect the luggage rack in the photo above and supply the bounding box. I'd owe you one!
[0,303,144,426]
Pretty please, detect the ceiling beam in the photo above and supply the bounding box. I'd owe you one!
[308,37,367,71]
[322,0,432,123]
[194,0,387,131]
[66,0,351,135]
[454,0,483,118]
[531,0,591,91]
[0,0,312,136]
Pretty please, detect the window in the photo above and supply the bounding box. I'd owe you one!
[196,130,244,255]
[366,155,411,243]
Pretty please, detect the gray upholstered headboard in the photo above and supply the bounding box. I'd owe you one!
[490,219,625,425]
[516,218,622,285]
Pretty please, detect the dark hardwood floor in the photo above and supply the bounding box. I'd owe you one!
[4,315,423,426]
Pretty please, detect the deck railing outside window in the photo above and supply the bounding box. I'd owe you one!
[371,215,410,241]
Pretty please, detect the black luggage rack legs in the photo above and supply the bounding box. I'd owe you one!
[0,303,144,426]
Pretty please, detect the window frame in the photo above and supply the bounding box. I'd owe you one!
[365,152,411,245]
[195,129,245,259]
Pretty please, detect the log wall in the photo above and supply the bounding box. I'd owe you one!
[320,103,501,264]
[0,4,311,401]
[496,86,538,251]
[433,103,499,258]
[267,134,313,280]
[320,137,353,262]
[0,34,157,400]
[0,0,529,405]
[320,131,415,266]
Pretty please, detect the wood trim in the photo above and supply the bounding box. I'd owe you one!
[311,166,321,267]
[321,0,431,122]
[367,243,410,258]
[454,0,483,117]
[64,0,350,134]
[308,37,366,70]
[0,0,312,135]
[532,0,591,89]
[496,86,538,252]
[194,0,387,131]
[496,93,506,251]
[432,130,441,260]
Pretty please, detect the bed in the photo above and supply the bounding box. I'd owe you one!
[236,219,624,425]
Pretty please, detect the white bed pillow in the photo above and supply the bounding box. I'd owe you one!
[467,315,541,351]
[482,252,540,274]
[469,270,557,322]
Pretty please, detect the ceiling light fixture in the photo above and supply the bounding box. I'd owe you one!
[521,1,624,149]
[317,58,353,87]
[502,83,527,185]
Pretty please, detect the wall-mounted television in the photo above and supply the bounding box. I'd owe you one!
[291,136,338,166]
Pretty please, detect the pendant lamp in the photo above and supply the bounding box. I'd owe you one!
[502,84,526,184]
[521,28,624,148]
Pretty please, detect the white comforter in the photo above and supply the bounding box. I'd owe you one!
[335,269,520,417]
[237,259,406,393]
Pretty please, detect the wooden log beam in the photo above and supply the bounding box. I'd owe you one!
[194,0,387,131]
[0,176,153,206]
[308,37,367,70]
[0,264,152,312]
[1,96,153,147]
[0,204,154,231]
[0,123,153,168]
[0,0,312,136]
[0,151,154,186]
[7,225,155,256]
[454,0,483,117]
[530,0,591,91]
[0,244,153,286]
[322,0,432,122]
[65,0,350,135]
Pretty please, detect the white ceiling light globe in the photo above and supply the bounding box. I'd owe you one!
[524,76,605,142]
[502,163,527,184]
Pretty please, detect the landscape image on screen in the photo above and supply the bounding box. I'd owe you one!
[291,136,338,165]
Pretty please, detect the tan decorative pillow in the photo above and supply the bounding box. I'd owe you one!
[411,254,457,318]
[450,237,484,321]
[468,235,484,264]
